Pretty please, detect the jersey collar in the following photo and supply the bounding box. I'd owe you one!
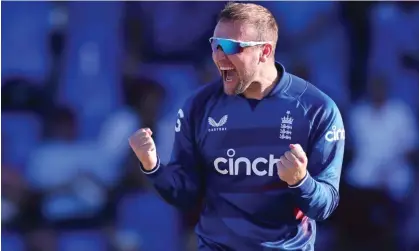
[265,62,290,97]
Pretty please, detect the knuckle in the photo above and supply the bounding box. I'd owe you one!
[138,128,148,135]
[137,138,147,145]
[143,139,152,145]
[134,131,144,138]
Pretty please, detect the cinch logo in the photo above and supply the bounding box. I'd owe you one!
[214,149,279,176]
[325,126,345,142]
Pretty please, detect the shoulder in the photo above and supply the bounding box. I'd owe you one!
[181,79,223,117]
[285,74,342,126]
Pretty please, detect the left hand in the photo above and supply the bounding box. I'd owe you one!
[277,144,308,186]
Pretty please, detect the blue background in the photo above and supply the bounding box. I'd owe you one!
[2,1,419,251]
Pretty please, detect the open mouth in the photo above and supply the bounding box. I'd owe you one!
[220,66,236,82]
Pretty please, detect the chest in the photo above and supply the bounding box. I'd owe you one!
[195,98,311,177]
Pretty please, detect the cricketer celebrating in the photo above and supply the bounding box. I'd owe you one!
[129,2,345,251]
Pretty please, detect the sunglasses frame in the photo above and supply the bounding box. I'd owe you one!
[209,37,271,54]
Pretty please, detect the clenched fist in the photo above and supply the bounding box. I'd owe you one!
[128,128,158,171]
[277,144,308,186]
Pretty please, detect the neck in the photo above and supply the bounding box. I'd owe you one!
[243,62,279,100]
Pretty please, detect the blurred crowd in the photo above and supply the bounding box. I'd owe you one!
[1,1,419,251]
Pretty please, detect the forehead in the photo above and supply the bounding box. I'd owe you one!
[213,20,258,41]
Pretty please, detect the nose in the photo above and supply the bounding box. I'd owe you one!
[213,47,227,61]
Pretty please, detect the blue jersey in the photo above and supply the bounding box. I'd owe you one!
[141,63,345,251]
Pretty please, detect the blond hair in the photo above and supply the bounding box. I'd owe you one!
[218,2,278,49]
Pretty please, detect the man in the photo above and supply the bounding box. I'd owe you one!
[129,3,345,251]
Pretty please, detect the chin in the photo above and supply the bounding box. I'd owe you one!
[223,86,236,96]
[222,81,237,95]
[223,79,248,96]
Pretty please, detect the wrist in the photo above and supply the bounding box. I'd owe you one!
[288,172,316,196]
[142,162,157,171]
[140,157,160,175]
[288,170,308,187]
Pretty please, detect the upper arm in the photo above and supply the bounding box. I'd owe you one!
[168,98,203,178]
[307,102,345,189]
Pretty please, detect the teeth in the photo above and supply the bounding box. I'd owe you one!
[220,67,234,70]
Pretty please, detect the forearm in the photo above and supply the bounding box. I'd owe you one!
[141,158,202,210]
[289,172,339,221]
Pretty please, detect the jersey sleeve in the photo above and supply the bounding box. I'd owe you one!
[140,97,204,210]
[289,101,345,221]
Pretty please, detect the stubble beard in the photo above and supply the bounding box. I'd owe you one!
[223,69,256,96]
[234,70,255,95]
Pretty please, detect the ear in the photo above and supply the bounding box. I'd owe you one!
[260,43,273,62]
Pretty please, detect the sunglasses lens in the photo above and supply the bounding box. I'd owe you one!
[210,39,241,55]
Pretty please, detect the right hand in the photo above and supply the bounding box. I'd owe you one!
[128,128,158,171]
